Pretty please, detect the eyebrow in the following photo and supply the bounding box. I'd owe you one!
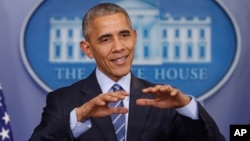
[97,29,131,41]
[98,34,111,41]
[119,29,131,35]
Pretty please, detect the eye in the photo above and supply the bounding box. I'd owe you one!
[98,35,111,43]
[100,37,109,42]
[120,32,131,39]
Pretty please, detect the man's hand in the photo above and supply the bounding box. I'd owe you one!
[76,91,129,122]
[136,85,191,109]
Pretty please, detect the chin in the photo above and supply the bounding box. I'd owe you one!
[115,68,130,77]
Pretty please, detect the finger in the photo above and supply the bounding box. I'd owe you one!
[142,85,170,95]
[92,94,117,106]
[109,91,129,101]
[169,88,179,96]
[157,85,170,92]
[109,91,129,97]
[136,99,156,106]
[142,85,162,93]
[158,85,177,95]
[142,86,155,93]
[101,91,129,103]
[95,99,107,106]
[111,107,128,114]
[168,85,173,91]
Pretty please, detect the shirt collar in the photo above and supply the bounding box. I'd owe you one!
[95,68,131,93]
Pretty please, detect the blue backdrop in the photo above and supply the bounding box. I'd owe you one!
[0,0,250,141]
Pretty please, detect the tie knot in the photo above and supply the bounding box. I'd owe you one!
[112,84,123,92]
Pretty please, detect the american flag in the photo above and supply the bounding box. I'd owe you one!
[0,84,13,141]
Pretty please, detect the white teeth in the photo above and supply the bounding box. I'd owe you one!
[113,56,126,63]
[116,57,125,62]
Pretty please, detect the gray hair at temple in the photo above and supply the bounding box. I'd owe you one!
[82,3,132,41]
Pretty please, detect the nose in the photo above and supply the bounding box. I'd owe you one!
[112,37,124,52]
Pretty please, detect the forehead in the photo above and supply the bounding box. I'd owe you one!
[90,13,131,33]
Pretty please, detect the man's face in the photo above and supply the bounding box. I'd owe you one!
[81,13,137,81]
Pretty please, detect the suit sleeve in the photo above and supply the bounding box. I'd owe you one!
[29,92,75,141]
[197,102,226,141]
[175,102,225,141]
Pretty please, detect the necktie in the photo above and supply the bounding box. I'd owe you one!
[110,84,126,141]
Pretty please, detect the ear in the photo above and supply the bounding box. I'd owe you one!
[80,41,94,58]
[132,30,137,44]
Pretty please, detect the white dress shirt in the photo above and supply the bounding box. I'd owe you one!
[70,68,199,138]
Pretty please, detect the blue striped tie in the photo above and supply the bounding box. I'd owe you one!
[110,84,126,141]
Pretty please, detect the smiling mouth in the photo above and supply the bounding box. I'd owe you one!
[111,55,128,64]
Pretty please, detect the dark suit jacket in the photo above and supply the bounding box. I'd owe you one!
[29,71,225,141]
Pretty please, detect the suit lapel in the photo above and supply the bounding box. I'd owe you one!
[79,71,117,141]
[126,75,153,141]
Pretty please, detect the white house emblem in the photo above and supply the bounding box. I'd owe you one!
[20,0,240,100]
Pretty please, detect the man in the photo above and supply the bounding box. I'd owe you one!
[29,3,225,141]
